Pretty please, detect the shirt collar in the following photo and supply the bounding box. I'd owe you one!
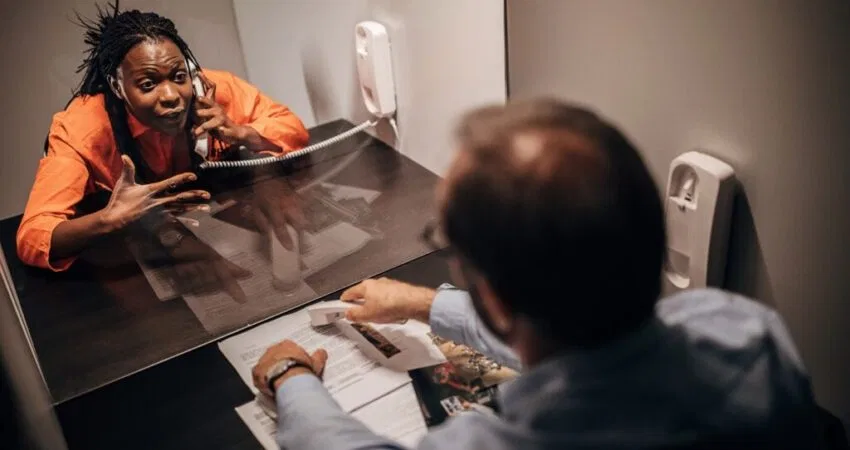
[126,108,152,138]
[498,317,667,424]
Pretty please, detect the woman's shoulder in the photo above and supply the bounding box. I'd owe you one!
[46,94,115,160]
[199,68,257,98]
[200,68,242,84]
[50,94,113,141]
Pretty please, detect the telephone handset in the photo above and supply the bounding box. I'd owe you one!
[187,59,210,159]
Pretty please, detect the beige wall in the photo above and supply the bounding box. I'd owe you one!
[232,0,507,176]
[508,0,850,425]
[0,0,247,219]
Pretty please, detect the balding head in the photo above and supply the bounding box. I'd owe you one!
[440,99,666,347]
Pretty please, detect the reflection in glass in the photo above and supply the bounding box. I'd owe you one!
[129,177,384,333]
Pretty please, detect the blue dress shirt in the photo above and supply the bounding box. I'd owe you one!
[275,286,821,449]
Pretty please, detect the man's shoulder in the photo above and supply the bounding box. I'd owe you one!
[655,289,817,443]
[657,288,778,325]
[656,288,807,379]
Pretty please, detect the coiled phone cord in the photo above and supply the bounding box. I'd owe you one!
[198,119,380,170]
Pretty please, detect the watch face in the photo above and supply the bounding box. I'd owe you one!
[267,359,294,378]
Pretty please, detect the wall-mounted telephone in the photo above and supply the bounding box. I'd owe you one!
[663,151,736,294]
[199,21,397,170]
[355,21,397,118]
[187,59,210,160]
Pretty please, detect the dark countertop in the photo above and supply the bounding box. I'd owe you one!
[55,251,452,450]
[1,119,441,404]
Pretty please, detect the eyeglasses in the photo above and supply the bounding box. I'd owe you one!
[420,219,470,288]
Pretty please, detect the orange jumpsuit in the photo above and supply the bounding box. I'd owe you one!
[17,69,309,271]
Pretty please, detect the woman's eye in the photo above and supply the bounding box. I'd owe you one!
[138,80,155,92]
[174,72,188,83]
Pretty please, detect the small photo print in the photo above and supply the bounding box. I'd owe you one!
[427,332,517,387]
[351,323,402,358]
[439,396,467,416]
[409,361,502,426]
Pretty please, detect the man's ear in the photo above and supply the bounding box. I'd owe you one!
[475,276,514,335]
[107,75,124,100]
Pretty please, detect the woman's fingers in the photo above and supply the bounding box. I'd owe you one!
[154,190,211,207]
[194,115,226,137]
[148,172,198,194]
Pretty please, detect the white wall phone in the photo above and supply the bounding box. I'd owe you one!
[663,151,736,294]
[199,20,397,170]
[355,21,397,118]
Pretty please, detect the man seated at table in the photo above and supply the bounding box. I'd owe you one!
[16,3,308,301]
[252,99,822,449]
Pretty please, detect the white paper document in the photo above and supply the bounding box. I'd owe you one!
[236,383,427,450]
[321,182,382,204]
[235,402,278,450]
[222,300,446,450]
[301,222,373,277]
[218,307,410,412]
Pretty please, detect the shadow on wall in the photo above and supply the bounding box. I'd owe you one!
[723,184,776,307]
[300,41,328,125]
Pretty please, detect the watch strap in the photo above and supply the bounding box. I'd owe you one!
[266,358,311,393]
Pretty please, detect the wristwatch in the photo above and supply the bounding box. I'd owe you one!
[265,358,311,393]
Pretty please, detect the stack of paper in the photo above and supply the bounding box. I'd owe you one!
[219,306,448,449]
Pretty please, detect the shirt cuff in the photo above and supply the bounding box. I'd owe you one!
[276,373,326,404]
[17,215,76,272]
[274,373,399,450]
[428,284,473,344]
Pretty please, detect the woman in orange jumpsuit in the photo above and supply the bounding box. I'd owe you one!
[17,3,309,286]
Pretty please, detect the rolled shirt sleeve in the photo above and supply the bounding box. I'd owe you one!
[428,284,522,371]
[16,129,92,271]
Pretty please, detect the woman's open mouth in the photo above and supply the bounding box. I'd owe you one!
[158,109,185,124]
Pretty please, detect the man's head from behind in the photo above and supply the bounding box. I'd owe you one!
[438,99,666,353]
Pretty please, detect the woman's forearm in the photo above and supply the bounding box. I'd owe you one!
[49,210,116,261]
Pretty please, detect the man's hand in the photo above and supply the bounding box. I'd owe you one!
[100,155,209,232]
[250,177,307,251]
[341,278,436,324]
[252,340,328,396]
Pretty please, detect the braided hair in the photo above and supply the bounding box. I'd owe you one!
[51,1,202,182]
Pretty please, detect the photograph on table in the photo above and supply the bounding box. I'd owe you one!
[409,361,501,426]
[351,322,403,358]
[409,334,518,426]
[427,332,517,387]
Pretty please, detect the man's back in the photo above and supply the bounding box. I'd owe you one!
[418,289,821,450]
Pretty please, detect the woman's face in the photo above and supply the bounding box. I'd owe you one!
[116,38,193,136]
